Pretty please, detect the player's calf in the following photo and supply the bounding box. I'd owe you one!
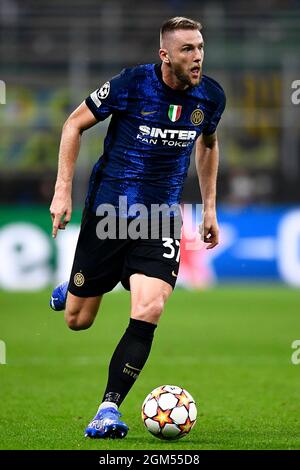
[64,292,102,331]
[64,311,94,331]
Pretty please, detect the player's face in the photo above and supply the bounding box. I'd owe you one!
[167,30,204,88]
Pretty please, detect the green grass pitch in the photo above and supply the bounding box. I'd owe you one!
[0,287,299,450]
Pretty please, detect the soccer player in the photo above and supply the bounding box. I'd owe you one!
[49,16,225,439]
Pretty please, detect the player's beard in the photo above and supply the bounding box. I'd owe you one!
[172,62,202,88]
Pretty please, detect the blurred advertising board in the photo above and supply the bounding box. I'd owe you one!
[0,205,299,290]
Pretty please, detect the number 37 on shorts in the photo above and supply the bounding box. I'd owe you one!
[162,238,180,263]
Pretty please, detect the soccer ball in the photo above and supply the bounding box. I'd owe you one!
[141,385,197,440]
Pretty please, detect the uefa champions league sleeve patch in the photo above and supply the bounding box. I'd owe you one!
[90,81,110,107]
[97,82,110,100]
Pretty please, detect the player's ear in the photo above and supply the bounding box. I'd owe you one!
[159,48,170,64]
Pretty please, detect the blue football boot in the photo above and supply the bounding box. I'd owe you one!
[85,407,129,439]
[49,281,68,311]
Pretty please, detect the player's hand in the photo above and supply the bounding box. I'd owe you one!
[199,210,219,250]
[49,189,72,238]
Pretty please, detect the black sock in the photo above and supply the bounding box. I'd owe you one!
[102,318,157,407]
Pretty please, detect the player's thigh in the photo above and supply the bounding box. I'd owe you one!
[69,210,128,298]
[129,273,173,324]
[65,291,102,327]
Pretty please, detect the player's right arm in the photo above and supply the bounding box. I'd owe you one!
[50,102,98,238]
[50,71,130,238]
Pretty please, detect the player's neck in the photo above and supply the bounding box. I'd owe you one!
[160,63,189,91]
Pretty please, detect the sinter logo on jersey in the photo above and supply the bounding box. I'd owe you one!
[191,108,204,125]
[137,125,197,147]
[168,104,182,122]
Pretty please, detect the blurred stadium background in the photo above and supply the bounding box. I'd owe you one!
[0,0,300,290]
[1,0,300,451]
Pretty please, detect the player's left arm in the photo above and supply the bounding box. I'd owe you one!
[195,132,219,250]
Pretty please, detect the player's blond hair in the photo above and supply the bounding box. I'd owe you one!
[160,16,202,44]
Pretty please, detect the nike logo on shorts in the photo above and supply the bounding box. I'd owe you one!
[172,271,177,277]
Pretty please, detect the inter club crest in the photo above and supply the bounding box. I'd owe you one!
[191,108,204,125]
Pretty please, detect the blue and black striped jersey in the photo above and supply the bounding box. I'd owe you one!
[85,63,225,215]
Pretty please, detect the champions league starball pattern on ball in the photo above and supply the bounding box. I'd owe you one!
[141,385,197,440]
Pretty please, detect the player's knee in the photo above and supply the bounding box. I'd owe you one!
[65,309,93,331]
[133,297,165,324]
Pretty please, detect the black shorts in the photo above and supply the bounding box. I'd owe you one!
[68,209,181,297]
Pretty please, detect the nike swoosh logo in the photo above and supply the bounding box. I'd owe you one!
[50,296,59,308]
[172,271,178,278]
[141,110,157,116]
[125,363,141,372]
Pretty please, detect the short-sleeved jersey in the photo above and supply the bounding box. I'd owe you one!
[85,63,225,215]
